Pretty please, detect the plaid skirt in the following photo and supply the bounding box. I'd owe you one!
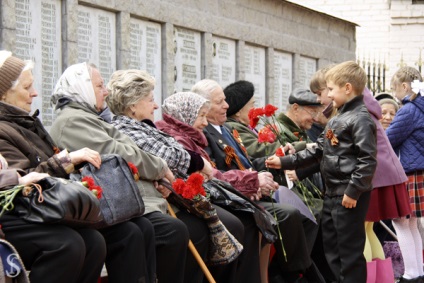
[407,170,424,217]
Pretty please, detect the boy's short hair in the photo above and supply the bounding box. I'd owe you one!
[325,61,367,95]
[309,64,336,93]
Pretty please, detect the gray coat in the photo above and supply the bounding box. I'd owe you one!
[49,102,169,214]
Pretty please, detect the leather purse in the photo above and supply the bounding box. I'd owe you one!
[73,154,145,228]
[203,178,278,243]
[13,177,103,227]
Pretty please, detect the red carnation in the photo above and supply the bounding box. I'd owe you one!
[248,108,260,128]
[276,147,285,157]
[186,173,206,197]
[82,176,95,188]
[81,176,102,199]
[127,162,140,181]
[172,179,186,196]
[264,104,278,117]
[91,185,103,199]
[127,162,138,174]
[258,127,276,144]
[172,173,205,200]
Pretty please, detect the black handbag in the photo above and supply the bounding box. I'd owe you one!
[203,178,278,243]
[13,177,103,227]
[73,154,145,227]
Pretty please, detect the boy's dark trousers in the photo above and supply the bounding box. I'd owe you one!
[321,192,371,283]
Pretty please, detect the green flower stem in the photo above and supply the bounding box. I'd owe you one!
[0,185,25,216]
[270,190,287,262]
[305,178,323,198]
[295,180,316,222]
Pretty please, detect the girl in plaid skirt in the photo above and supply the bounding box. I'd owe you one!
[386,66,424,283]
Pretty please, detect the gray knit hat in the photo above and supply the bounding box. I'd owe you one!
[0,51,26,98]
[378,98,399,112]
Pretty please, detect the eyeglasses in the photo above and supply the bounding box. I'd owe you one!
[300,107,320,118]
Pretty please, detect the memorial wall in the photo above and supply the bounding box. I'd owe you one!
[0,0,356,124]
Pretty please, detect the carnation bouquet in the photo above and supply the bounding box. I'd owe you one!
[160,173,243,265]
[249,104,291,147]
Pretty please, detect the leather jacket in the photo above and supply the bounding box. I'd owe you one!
[280,95,377,200]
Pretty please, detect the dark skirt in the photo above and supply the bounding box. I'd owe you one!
[366,182,411,222]
[406,170,424,218]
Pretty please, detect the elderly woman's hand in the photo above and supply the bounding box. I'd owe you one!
[69,148,102,169]
[200,157,213,181]
[283,143,296,155]
[18,172,49,185]
[285,170,298,182]
[258,172,278,197]
[249,188,262,201]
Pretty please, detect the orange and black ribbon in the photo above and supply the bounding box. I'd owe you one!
[325,129,339,146]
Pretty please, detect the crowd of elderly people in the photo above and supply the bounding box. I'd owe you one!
[0,49,419,283]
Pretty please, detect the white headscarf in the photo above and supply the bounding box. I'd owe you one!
[51,62,97,111]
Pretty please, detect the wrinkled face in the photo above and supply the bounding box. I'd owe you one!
[206,86,228,126]
[238,97,255,125]
[131,91,158,121]
[379,102,397,130]
[193,105,210,131]
[91,68,108,111]
[315,87,331,106]
[2,69,38,113]
[294,105,320,130]
[327,81,353,109]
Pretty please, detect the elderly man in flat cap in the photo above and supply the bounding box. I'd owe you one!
[192,79,325,283]
[275,88,324,147]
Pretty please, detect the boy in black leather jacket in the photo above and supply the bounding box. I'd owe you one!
[266,61,377,283]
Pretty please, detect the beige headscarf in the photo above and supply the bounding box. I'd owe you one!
[162,92,210,126]
[51,62,98,111]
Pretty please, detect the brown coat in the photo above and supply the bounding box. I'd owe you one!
[0,102,67,177]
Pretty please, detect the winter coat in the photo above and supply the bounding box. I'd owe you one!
[386,94,424,173]
[49,101,169,215]
[0,102,69,177]
[225,118,280,159]
[363,90,408,187]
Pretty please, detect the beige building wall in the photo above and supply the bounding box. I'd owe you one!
[0,0,356,124]
[288,0,424,91]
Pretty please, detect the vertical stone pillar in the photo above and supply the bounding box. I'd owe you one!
[202,32,212,79]
[266,47,275,104]
[0,0,16,51]
[162,22,175,99]
[293,53,301,89]
[236,40,245,80]
[116,12,130,69]
[62,0,78,69]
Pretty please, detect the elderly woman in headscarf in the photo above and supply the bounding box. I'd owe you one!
[0,50,106,283]
[105,69,262,283]
[49,62,203,283]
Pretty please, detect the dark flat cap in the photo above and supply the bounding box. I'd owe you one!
[288,88,321,106]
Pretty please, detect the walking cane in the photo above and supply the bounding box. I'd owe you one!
[379,220,398,241]
[167,203,216,283]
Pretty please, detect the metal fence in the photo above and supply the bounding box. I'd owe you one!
[357,49,424,96]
